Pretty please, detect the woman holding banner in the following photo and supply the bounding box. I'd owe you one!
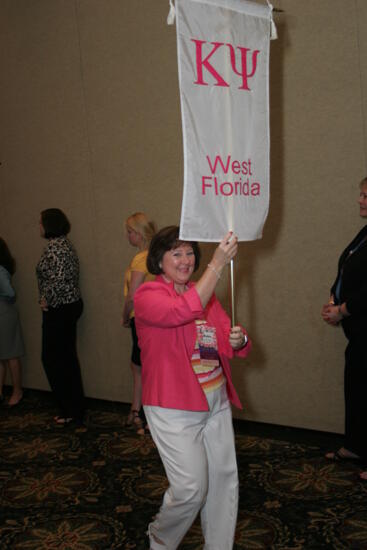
[322,176,367,479]
[134,226,251,549]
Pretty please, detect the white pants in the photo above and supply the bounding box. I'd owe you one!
[144,385,239,550]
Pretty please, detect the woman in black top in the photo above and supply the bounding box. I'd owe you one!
[322,176,367,476]
[36,209,84,425]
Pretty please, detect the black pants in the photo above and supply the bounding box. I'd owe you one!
[344,336,367,459]
[129,317,142,366]
[42,299,84,422]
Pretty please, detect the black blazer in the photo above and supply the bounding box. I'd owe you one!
[331,224,367,339]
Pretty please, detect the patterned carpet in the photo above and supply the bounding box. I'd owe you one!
[0,389,366,549]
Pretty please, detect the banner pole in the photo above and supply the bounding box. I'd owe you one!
[229,259,236,327]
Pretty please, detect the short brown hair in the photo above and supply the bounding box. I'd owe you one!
[147,226,201,275]
[41,208,71,238]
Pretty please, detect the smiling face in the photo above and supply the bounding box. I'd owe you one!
[359,183,367,218]
[161,243,196,290]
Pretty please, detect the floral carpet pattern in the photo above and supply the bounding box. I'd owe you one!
[0,390,366,549]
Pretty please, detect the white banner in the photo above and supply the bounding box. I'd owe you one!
[175,0,273,242]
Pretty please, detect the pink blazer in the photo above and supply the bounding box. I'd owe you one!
[134,276,251,411]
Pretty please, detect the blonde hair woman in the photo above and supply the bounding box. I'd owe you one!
[122,212,156,434]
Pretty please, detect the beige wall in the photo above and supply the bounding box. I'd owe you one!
[1,0,366,432]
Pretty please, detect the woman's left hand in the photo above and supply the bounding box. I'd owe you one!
[211,232,238,272]
[39,297,48,311]
[321,304,342,326]
[229,326,247,350]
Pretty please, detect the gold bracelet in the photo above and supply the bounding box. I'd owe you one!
[207,263,221,279]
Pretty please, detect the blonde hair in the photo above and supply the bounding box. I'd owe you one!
[360,176,367,188]
[126,212,156,248]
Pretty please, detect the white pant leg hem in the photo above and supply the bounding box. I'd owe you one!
[144,405,208,548]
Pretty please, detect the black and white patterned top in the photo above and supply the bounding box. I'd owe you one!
[36,236,81,308]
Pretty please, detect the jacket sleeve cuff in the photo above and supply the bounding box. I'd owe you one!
[234,334,252,358]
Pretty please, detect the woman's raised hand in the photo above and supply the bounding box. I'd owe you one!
[211,232,238,271]
[196,232,238,308]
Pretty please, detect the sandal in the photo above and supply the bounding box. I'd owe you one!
[126,409,137,427]
[126,409,147,435]
[325,448,361,462]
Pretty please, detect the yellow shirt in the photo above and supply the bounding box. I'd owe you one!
[123,250,154,318]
